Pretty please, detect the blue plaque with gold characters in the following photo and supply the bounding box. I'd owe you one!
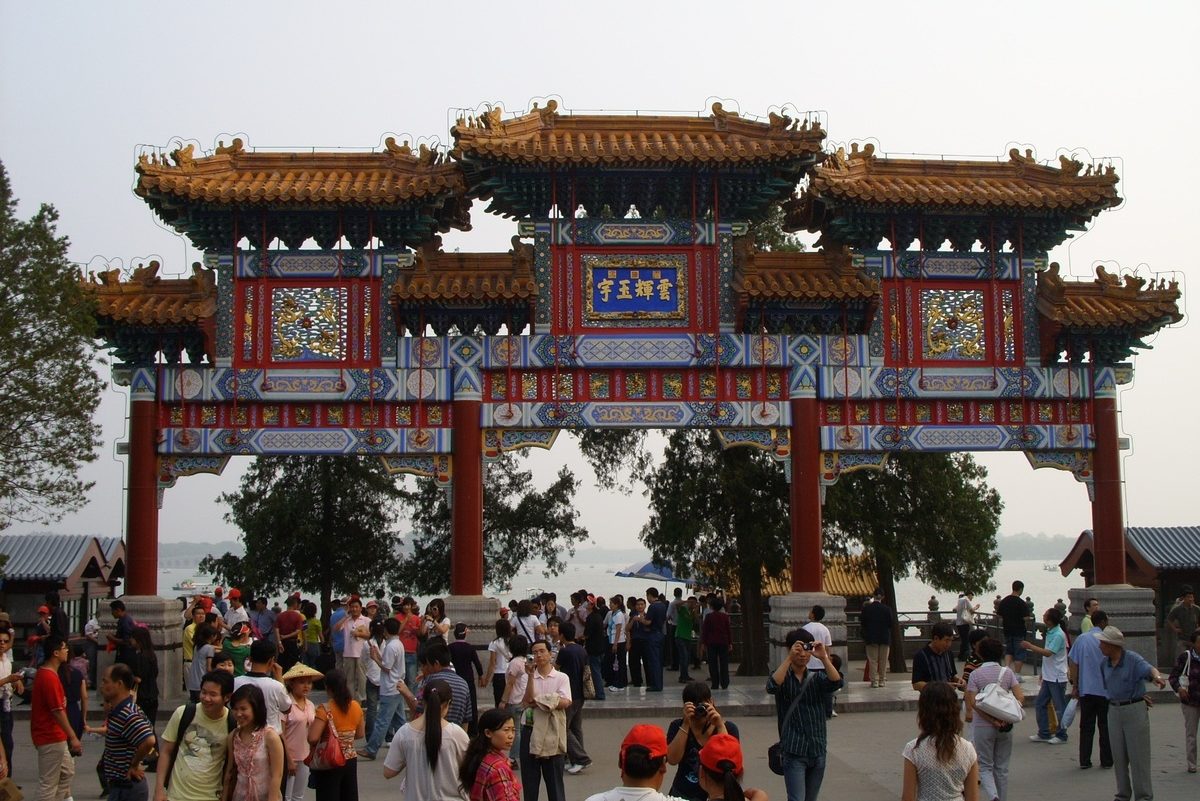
[583,253,688,326]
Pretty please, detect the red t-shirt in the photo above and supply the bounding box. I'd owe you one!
[276,609,305,640]
[31,667,68,746]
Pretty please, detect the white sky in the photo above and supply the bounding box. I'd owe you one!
[1,1,1195,551]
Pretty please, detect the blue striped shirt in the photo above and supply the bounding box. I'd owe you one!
[104,696,155,784]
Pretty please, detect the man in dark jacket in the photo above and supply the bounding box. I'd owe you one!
[583,601,608,701]
[557,622,592,773]
[860,590,894,688]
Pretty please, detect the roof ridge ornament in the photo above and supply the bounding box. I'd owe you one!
[170,144,196,171]
[214,138,245,156]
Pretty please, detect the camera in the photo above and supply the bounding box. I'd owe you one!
[695,703,711,718]
[802,642,816,651]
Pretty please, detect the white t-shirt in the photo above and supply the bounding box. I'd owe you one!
[515,615,541,644]
[383,720,469,801]
[233,674,292,733]
[803,621,832,670]
[224,605,249,629]
[366,645,382,685]
[584,788,691,801]
[504,656,528,705]
[488,638,512,675]
[378,638,406,697]
[342,614,369,658]
[955,596,975,626]
[0,652,13,709]
[607,610,627,645]
[902,735,978,801]
[1041,626,1069,683]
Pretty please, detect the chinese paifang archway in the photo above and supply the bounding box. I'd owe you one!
[87,101,1181,641]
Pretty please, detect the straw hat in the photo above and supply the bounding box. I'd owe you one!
[281,663,324,682]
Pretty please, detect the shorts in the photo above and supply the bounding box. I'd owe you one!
[1005,635,1028,662]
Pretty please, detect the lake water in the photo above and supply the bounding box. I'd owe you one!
[157,556,1079,616]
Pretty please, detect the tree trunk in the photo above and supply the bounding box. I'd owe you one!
[877,555,908,674]
[735,558,768,675]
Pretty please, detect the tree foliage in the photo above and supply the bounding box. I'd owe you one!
[0,161,103,528]
[823,452,1003,669]
[202,456,405,617]
[639,431,791,674]
[391,451,588,595]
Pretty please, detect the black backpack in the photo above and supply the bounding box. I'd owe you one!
[163,702,236,788]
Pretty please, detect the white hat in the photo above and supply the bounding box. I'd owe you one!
[1096,625,1125,647]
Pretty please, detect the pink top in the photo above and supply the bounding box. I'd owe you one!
[283,698,315,762]
[232,728,270,801]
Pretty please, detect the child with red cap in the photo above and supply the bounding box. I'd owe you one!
[697,734,766,801]
[582,724,682,801]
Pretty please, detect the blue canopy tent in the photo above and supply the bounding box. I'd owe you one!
[615,559,692,585]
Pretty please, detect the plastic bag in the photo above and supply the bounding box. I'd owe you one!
[1061,697,1079,729]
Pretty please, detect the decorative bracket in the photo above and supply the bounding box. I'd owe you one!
[818,451,890,503]
[1024,450,1094,501]
[482,429,559,463]
[379,454,452,486]
[157,455,230,509]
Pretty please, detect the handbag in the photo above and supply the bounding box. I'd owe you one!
[305,703,347,771]
[975,667,1024,724]
[582,662,596,700]
[768,672,811,775]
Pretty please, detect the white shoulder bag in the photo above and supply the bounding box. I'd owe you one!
[975,666,1024,724]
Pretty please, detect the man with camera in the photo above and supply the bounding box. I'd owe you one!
[767,628,842,801]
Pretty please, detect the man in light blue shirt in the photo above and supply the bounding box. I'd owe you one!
[1097,626,1167,801]
[1069,611,1110,768]
[1023,607,1070,743]
[329,599,347,671]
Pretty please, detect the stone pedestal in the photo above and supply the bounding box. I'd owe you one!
[100,596,187,705]
[767,592,847,669]
[445,595,501,647]
[1068,585,1157,665]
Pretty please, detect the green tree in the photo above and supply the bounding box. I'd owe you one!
[0,161,103,528]
[202,455,405,620]
[823,452,1003,671]
[391,451,587,594]
[639,431,790,675]
[750,203,806,252]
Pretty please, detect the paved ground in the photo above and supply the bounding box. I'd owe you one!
[7,670,1197,799]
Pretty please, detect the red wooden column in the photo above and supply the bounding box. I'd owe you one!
[451,397,484,595]
[126,369,159,595]
[789,395,823,592]
[1091,385,1126,585]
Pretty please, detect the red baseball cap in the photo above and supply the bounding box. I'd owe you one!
[698,733,744,776]
[620,725,668,765]
[227,588,242,600]
[37,605,50,614]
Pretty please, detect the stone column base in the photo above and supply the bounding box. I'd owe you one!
[767,592,847,669]
[99,595,187,705]
[444,595,501,647]
[1068,584,1157,665]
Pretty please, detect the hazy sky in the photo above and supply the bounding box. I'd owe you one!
[1,1,1195,551]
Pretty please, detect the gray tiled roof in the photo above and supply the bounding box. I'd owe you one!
[1083,526,1200,570]
[0,534,122,582]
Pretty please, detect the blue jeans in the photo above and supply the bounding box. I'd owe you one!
[363,692,407,756]
[108,781,149,801]
[782,752,826,801]
[1034,679,1068,740]
[644,634,664,691]
[588,654,606,700]
[404,652,419,688]
[674,637,692,680]
[1004,635,1029,664]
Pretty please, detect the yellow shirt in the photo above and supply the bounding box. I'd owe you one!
[182,622,197,661]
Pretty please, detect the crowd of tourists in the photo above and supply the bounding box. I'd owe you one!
[2,581,1198,801]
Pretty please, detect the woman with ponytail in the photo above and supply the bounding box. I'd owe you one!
[459,707,521,801]
[383,678,470,800]
[697,734,765,801]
